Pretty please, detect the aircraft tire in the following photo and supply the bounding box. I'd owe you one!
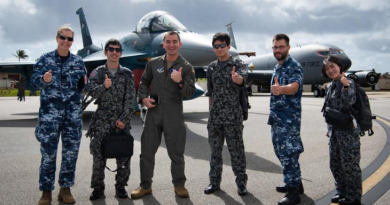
[320,89,326,97]
[314,88,320,97]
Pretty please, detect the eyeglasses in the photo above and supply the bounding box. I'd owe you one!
[272,45,286,50]
[213,44,227,49]
[58,34,74,42]
[106,47,122,53]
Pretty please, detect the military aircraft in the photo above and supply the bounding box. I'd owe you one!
[0,8,239,100]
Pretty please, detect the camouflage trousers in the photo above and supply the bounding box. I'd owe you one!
[35,120,82,191]
[90,138,131,189]
[329,128,362,202]
[271,125,303,187]
[207,123,247,187]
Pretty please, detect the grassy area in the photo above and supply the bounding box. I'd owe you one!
[0,89,40,97]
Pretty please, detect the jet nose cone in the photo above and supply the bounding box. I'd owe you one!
[339,55,352,71]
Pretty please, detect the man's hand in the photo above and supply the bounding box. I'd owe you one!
[43,70,52,83]
[340,72,350,87]
[104,74,112,89]
[171,67,183,83]
[271,77,282,96]
[116,120,125,129]
[142,98,156,109]
[231,66,243,85]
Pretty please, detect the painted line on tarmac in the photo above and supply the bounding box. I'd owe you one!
[316,116,390,205]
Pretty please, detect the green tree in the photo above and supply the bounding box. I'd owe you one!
[12,50,29,61]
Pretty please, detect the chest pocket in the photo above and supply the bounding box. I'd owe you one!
[212,68,231,86]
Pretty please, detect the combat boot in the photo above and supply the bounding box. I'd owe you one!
[58,187,75,204]
[174,186,189,198]
[278,187,301,205]
[276,182,304,194]
[89,187,105,200]
[115,185,129,199]
[131,187,152,199]
[38,191,52,205]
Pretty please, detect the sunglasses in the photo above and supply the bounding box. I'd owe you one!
[106,47,122,53]
[213,44,227,49]
[58,34,74,42]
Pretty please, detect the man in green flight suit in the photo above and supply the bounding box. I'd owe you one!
[131,31,196,199]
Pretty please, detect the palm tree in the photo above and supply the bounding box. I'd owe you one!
[12,50,29,61]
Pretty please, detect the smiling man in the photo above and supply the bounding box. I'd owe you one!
[268,34,304,205]
[31,25,87,205]
[131,31,196,199]
[204,32,249,196]
[86,38,135,200]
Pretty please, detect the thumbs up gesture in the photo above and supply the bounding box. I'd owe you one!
[340,72,350,87]
[271,76,282,96]
[43,70,52,83]
[104,74,112,89]
[171,67,183,83]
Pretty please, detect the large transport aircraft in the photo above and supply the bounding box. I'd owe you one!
[0,8,380,99]
[195,24,380,97]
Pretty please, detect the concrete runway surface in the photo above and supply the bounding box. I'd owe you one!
[0,91,389,205]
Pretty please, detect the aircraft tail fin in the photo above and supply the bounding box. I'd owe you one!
[226,21,237,49]
[76,7,93,47]
[76,7,101,58]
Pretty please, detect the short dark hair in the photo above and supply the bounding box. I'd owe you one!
[273,34,290,46]
[321,55,344,78]
[104,38,122,51]
[212,33,230,46]
[163,31,181,42]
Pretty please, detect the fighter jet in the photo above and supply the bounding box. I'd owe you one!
[0,8,240,100]
[76,8,239,100]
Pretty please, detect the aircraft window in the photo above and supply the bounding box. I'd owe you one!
[329,50,341,54]
[318,51,329,56]
[136,11,186,33]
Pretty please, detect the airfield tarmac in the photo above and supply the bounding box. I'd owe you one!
[0,91,389,205]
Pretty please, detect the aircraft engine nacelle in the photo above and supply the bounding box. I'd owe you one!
[346,71,380,87]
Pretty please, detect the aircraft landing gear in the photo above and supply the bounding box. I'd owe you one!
[312,85,326,97]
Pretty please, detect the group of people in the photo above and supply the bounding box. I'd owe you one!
[31,24,362,205]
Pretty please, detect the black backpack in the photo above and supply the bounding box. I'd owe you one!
[240,86,250,121]
[351,85,375,136]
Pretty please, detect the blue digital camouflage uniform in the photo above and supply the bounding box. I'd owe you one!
[31,50,86,191]
[86,65,135,190]
[268,55,304,188]
[324,80,362,202]
[206,56,248,189]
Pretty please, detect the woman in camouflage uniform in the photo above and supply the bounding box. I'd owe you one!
[322,55,361,205]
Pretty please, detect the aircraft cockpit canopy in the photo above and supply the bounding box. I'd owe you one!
[318,49,345,56]
[136,11,187,33]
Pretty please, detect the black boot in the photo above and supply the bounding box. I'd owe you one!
[278,187,301,205]
[89,188,105,200]
[116,185,129,199]
[339,198,361,205]
[276,182,304,194]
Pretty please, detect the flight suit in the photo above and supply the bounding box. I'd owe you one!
[325,80,362,202]
[86,65,135,190]
[31,50,86,191]
[206,56,248,188]
[268,55,304,188]
[138,54,195,189]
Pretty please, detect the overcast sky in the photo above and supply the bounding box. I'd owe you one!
[0,0,389,73]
